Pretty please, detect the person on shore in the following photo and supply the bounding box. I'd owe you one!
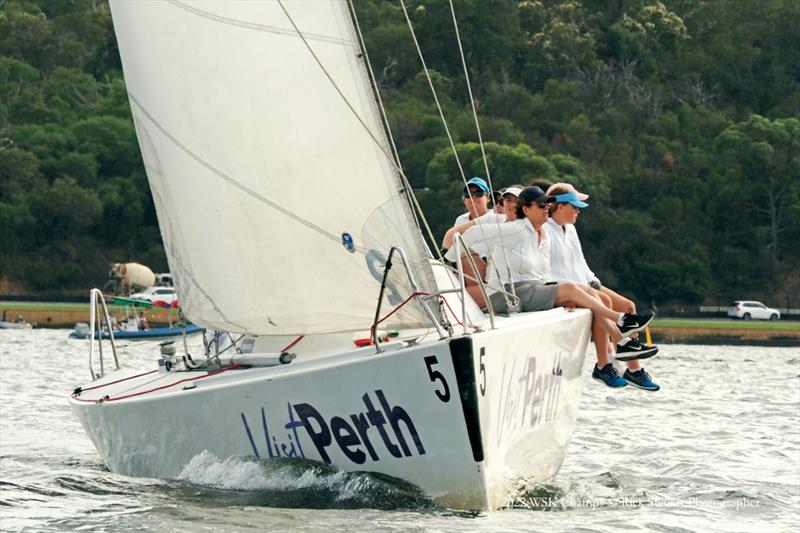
[545,182,660,391]
[443,186,655,360]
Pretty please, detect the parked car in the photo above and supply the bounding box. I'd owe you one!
[128,286,179,307]
[727,301,780,320]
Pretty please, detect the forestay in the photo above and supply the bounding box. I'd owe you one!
[110,0,435,335]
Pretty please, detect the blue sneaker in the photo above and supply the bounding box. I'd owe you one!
[592,363,627,389]
[623,368,660,391]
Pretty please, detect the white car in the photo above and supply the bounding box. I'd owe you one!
[129,287,179,307]
[727,301,780,320]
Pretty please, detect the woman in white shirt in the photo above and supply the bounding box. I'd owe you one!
[546,183,659,391]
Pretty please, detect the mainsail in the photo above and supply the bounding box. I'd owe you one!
[109,0,435,335]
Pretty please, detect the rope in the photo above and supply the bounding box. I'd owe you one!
[347,0,444,262]
[276,1,434,257]
[447,0,516,305]
[448,0,494,198]
[76,370,158,393]
[436,293,465,327]
[371,290,472,333]
[372,291,429,331]
[400,0,506,305]
[279,335,304,352]
[71,365,243,403]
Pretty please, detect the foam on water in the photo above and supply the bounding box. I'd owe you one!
[175,450,433,510]
[177,451,348,492]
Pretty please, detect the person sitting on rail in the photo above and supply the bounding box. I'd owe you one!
[544,182,660,391]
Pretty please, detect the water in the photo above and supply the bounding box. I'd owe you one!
[1,329,798,532]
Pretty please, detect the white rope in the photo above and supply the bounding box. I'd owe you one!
[448,0,517,306]
[398,0,499,272]
[347,0,444,262]
[277,0,448,266]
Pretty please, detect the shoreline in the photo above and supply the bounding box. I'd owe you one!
[2,303,799,346]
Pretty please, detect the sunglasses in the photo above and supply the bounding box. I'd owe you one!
[463,190,486,198]
[533,201,549,208]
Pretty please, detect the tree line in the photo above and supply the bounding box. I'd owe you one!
[1,0,798,309]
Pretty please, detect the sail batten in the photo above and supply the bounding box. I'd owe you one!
[111,0,435,335]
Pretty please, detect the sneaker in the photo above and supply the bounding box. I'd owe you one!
[592,363,627,389]
[615,339,659,361]
[623,368,660,391]
[617,310,656,337]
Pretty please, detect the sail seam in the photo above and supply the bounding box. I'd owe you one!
[166,0,355,46]
[128,94,368,254]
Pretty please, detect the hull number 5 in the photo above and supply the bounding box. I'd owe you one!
[424,355,450,402]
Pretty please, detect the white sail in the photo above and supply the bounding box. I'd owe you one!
[109,0,434,334]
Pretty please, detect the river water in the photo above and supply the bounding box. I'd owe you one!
[1,329,798,532]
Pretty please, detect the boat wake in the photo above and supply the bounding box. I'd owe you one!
[175,451,434,510]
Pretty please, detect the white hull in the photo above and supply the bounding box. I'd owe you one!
[70,309,590,509]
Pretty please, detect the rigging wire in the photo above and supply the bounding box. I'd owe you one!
[448,0,517,306]
[347,0,444,263]
[399,0,515,306]
[275,0,440,272]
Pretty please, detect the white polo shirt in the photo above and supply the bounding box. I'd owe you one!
[544,219,597,285]
[449,212,504,259]
[447,217,551,292]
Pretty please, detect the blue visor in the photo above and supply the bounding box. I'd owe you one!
[555,191,589,208]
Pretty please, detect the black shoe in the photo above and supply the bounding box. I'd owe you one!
[591,363,627,388]
[615,338,659,361]
[617,310,655,337]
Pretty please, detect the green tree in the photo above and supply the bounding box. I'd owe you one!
[715,116,800,265]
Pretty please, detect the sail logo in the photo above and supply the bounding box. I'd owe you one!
[240,389,425,465]
[341,232,355,253]
[495,352,563,446]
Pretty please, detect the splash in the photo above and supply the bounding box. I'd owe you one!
[175,451,433,510]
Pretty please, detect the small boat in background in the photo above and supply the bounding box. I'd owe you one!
[0,319,34,330]
[69,322,203,340]
[69,296,203,341]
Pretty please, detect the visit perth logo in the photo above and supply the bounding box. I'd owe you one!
[240,389,426,465]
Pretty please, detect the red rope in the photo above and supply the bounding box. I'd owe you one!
[370,291,468,334]
[71,365,242,403]
[372,291,429,331]
[436,294,465,326]
[279,335,304,352]
[79,369,158,392]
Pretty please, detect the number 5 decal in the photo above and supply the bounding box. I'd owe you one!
[424,355,450,402]
[479,347,486,396]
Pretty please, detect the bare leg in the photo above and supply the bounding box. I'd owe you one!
[593,314,611,367]
[600,286,636,314]
[555,282,623,342]
[460,253,486,287]
[466,284,486,309]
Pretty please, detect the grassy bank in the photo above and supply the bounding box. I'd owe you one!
[3,301,800,339]
[1,301,181,328]
[652,318,800,331]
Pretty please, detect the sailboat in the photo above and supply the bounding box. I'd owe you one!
[70,0,592,509]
